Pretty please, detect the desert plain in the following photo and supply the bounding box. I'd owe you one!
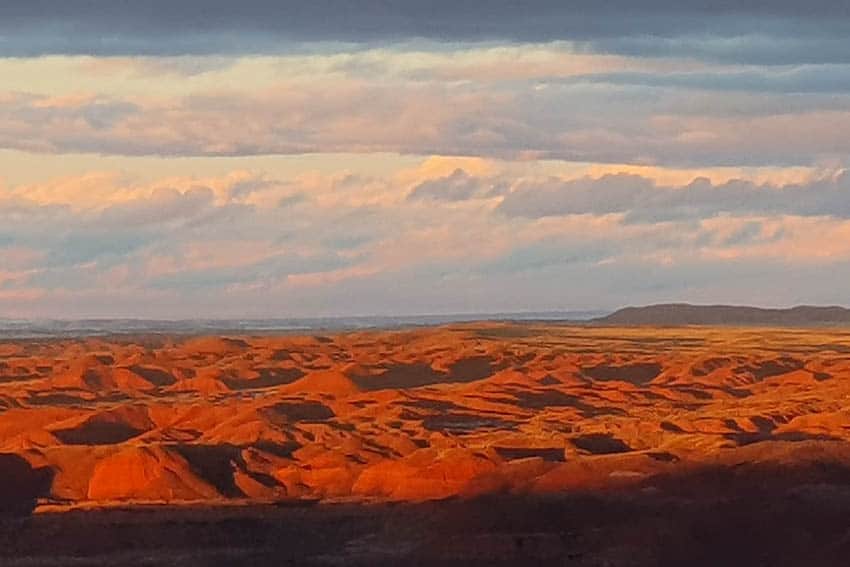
[1,322,850,565]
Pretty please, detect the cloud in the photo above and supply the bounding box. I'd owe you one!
[0,84,507,157]
[147,250,355,290]
[4,43,850,169]
[4,3,850,318]
[3,161,850,317]
[475,239,614,275]
[4,78,850,167]
[407,168,508,201]
[568,65,850,95]
[496,171,850,221]
[0,168,398,298]
[2,1,849,65]
[585,32,850,66]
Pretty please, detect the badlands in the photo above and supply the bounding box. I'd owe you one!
[1,322,850,564]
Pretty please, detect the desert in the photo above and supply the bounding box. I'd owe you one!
[7,1,850,563]
[0,321,850,564]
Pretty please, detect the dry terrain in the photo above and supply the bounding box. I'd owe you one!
[2,323,850,564]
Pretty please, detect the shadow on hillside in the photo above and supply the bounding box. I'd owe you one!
[0,454,52,517]
[5,455,850,565]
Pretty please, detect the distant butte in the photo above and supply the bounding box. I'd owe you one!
[592,303,850,327]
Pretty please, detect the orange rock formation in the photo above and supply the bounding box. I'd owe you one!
[0,323,849,509]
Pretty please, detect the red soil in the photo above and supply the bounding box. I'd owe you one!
[0,323,849,510]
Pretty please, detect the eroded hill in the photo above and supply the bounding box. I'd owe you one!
[1,324,849,509]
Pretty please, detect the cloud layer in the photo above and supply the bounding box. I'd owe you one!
[2,5,849,315]
[1,158,849,317]
[3,52,850,167]
[3,1,850,64]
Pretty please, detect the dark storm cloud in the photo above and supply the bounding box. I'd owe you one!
[1,1,849,61]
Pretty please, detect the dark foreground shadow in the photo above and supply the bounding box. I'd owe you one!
[0,454,52,517]
[2,456,850,566]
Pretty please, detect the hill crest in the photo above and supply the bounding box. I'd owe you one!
[593,303,850,327]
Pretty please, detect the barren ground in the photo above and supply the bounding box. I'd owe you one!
[1,323,850,564]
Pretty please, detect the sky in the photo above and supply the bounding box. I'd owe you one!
[1,1,849,318]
